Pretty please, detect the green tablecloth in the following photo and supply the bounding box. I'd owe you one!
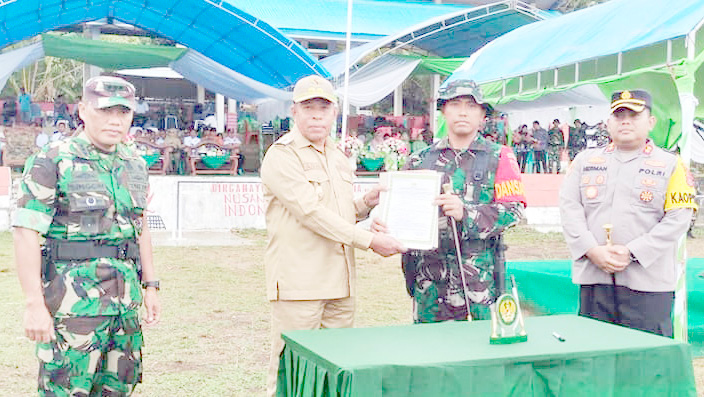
[141,153,160,168]
[507,258,704,355]
[279,315,695,397]
[200,155,230,169]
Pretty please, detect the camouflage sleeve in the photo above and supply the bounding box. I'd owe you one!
[460,201,525,240]
[12,151,58,234]
[460,146,526,239]
[403,151,424,171]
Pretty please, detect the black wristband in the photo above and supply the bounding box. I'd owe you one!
[142,280,160,290]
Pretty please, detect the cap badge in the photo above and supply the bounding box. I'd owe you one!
[621,91,632,100]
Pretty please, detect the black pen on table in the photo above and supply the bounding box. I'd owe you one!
[552,332,566,342]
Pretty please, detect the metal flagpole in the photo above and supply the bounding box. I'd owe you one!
[340,0,353,143]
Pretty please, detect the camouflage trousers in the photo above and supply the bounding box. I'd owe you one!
[410,249,497,323]
[547,146,562,173]
[36,311,143,397]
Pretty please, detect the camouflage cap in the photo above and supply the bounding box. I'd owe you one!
[83,76,136,110]
[437,79,493,114]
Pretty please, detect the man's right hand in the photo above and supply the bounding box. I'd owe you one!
[370,233,407,257]
[586,245,629,273]
[24,301,55,343]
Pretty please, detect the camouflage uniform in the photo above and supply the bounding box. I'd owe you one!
[568,125,587,161]
[547,126,564,173]
[402,135,526,323]
[14,130,148,396]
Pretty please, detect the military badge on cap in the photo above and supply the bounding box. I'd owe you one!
[640,190,654,202]
[610,89,652,113]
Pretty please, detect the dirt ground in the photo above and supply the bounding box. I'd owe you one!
[1,226,704,395]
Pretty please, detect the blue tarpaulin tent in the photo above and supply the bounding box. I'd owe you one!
[0,0,328,88]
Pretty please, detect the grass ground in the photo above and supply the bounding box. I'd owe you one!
[1,226,703,396]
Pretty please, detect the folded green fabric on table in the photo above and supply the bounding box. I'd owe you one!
[141,153,160,167]
[201,155,229,169]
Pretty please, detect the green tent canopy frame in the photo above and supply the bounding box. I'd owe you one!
[476,32,704,151]
[42,33,188,70]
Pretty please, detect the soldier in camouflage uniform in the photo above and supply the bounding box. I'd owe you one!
[547,119,565,173]
[399,80,526,322]
[13,76,161,396]
[568,119,587,161]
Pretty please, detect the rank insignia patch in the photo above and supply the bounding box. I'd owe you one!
[641,178,657,187]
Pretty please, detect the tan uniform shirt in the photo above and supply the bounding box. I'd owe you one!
[560,141,696,292]
[260,127,374,301]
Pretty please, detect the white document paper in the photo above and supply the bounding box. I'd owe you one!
[378,171,442,250]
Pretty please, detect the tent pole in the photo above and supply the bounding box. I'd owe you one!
[671,30,699,343]
[216,94,225,133]
[82,23,101,83]
[340,0,354,143]
[430,74,440,138]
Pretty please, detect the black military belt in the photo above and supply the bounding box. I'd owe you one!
[439,234,499,254]
[45,239,140,262]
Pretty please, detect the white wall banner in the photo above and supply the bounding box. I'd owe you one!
[146,176,378,233]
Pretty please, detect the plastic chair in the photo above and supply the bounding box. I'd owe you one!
[164,115,179,130]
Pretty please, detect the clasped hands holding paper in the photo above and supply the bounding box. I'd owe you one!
[368,171,449,251]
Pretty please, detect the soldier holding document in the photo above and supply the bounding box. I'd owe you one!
[376,79,526,323]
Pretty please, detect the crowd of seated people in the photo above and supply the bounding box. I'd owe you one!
[130,126,245,175]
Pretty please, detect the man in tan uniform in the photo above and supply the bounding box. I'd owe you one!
[260,75,406,396]
[560,90,697,337]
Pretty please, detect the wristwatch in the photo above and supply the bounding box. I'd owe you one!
[142,280,160,290]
